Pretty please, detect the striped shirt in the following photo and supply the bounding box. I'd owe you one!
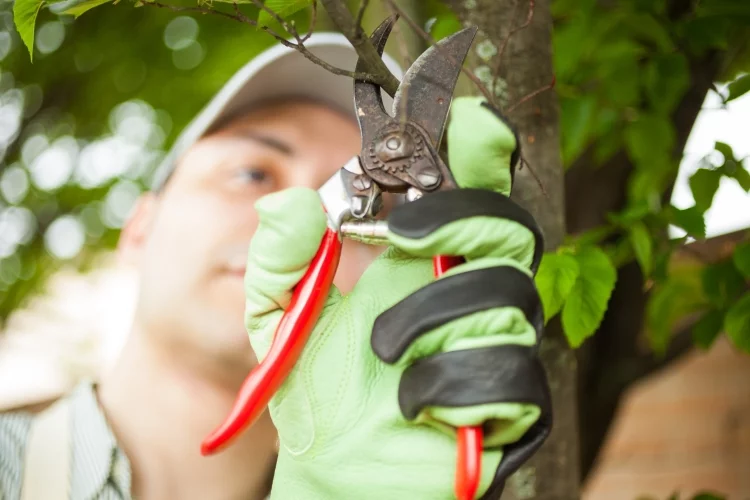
[0,381,132,499]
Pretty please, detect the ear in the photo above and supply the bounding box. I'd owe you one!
[117,193,158,266]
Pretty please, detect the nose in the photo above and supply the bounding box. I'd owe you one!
[290,161,339,192]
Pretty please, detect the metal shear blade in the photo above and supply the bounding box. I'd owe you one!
[353,17,477,196]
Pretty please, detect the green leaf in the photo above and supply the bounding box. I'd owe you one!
[607,202,650,226]
[671,205,706,239]
[681,17,730,54]
[730,165,750,191]
[48,0,111,16]
[702,259,746,308]
[622,13,674,52]
[13,0,46,60]
[633,0,666,14]
[725,293,750,353]
[552,17,589,81]
[593,127,622,165]
[257,0,312,27]
[720,148,750,190]
[733,242,750,278]
[594,39,644,65]
[551,0,596,17]
[696,0,750,18]
[607,237,634,269]
[561,247,617,347]
[648,281,685,354]
[560,96,596,166]
[647,272,706,355]
[426,11,463,41]
[715,141,735,161]
[653,250,672,282]
[726,73,750,102]
[535,252,580,322]
[628,164,671,203]
[645,53,690,113]
[570,226,616,246]
[689,168,722,212]
[624,114,675,165]
[629,222,653,276]
[601,59,641,107]
[692,309,725,349]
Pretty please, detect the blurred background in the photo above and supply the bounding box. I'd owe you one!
[0,0,748,499]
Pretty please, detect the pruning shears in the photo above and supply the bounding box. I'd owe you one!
[201,17,484,500]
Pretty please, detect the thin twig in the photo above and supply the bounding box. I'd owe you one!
[232,1,244,22]
[300,0,318,43]
[265,36,391,82]
[519,155,548,198]
[145,0,388,85]
[232,2,289,42]
[355,0,370,31]
[492,0,535,94]
[320,0,400,95]
[506,76,556,113]
[146,1,238,21]
[383,0,495,105]
[385,1,413,68]
[251,0,296,35]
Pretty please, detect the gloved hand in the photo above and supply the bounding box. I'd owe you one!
[244,96,551,500]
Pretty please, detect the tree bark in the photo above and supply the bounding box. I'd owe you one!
[441,1,576,498]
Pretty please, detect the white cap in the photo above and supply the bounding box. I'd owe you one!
[150,33,403,190]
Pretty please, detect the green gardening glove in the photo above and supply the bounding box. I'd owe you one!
[244,96,551,500]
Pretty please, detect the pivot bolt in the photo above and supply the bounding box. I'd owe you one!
[352,174,372,191]
[416,168,440,188]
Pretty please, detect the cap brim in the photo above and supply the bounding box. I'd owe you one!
[151,33,403,190]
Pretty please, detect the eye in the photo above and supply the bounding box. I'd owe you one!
[240,168,269,183]
[235,166,275,188]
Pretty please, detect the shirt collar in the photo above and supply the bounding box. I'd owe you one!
[68,381,132,500]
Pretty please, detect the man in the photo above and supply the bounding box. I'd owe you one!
[1,28,550,500]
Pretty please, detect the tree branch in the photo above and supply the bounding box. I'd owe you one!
[506,75,555,113]
[319,0,400,96]
[355,0,370,29]
[384,0,414,69]
[492,0,535,92]
[144,0,390,86]
[300,0,318,43]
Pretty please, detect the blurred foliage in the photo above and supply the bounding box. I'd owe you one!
[541,0,750,354]
[2,0,750,359]
[0,0,294,318]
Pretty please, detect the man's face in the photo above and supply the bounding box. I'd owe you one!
[119,100,378,377]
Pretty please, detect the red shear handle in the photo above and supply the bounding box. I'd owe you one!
[201,228,342,456]
[456,427,484,500]
[434,255,484,500]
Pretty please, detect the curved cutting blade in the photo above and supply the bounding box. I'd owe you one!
[354,15,397,146]
[393,27,478,150]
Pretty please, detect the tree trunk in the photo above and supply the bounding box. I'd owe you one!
[441,1,578,499]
